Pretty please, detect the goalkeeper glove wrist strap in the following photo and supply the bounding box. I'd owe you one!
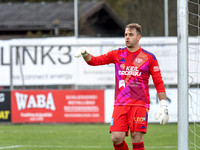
[160,99,168,108]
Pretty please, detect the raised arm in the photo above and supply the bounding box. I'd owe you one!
[75,47,114,66]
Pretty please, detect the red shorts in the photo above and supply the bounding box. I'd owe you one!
[110,106,149,136]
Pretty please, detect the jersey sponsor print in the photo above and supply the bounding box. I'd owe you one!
[87,47,165,109]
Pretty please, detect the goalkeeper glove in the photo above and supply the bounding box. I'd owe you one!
[75,47,89,58]
[155,100,169,125]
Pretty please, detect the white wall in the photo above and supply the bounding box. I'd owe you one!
[104,88,200,123]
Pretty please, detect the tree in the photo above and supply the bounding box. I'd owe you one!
[100,0,177,36]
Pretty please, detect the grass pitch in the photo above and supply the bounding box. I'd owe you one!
[0,123,179,150]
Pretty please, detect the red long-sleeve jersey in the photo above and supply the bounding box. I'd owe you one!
[87,47,165,109]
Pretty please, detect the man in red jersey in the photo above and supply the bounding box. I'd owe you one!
[75,23,169,150]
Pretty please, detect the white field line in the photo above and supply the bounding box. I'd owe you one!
[0,145,193,149]
[0,145,22,149]
[0,145,194,149]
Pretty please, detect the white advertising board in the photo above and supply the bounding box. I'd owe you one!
[0,37,199,86]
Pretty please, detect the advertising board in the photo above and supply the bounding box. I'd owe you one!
[11,90,104,123]
[0,90,11,122]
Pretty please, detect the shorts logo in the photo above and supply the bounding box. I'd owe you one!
[110,117,114,126]
[142,117,146,121]
[134,117,146,122]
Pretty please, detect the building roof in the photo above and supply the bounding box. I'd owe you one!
[0,1,125,37]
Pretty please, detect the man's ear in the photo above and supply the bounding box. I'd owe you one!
[137,34,141,41]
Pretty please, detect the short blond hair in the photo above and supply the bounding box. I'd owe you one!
[125,23,142,35]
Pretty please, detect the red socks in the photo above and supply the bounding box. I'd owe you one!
[132,142,144,150]
[113,141,144,150]
[113,140,129,150]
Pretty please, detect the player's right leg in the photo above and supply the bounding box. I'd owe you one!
[111,131,126,144]
[111,131,129,150]
[110,106,129,150]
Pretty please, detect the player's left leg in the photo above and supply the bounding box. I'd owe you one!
[131,131,145,150]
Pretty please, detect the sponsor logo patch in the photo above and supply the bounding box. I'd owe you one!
[110,117,114,126]
[134,117,146,122]
[153,66,160,72]
[118,66,141,76]
[120,64,126,70]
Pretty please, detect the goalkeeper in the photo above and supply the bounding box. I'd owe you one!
[75,23,169,150]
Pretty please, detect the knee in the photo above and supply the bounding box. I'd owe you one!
[131,132,144,143]
[111,132,126,144]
